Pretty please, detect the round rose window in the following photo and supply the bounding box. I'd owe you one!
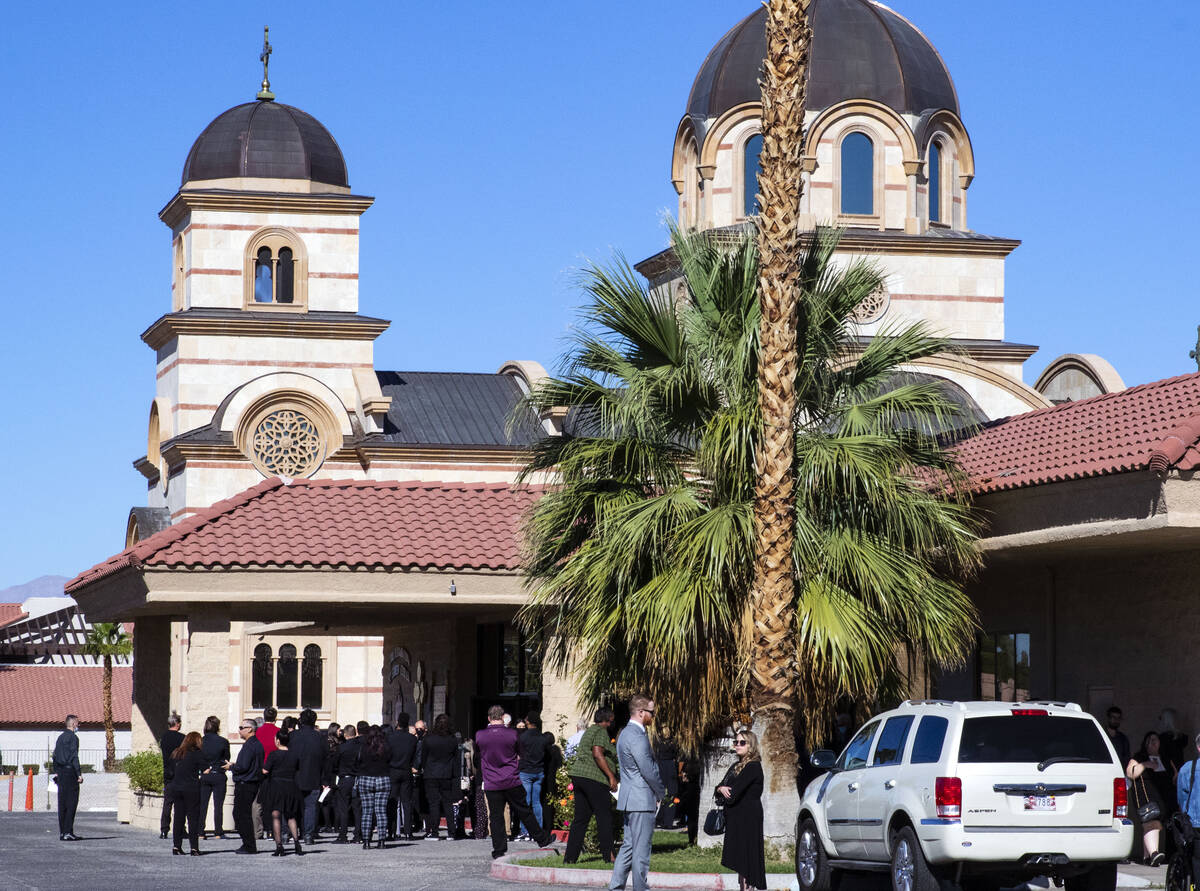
[251,409,323,477]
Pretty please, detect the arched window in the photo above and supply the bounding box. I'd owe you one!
[301,644,323,709]
[928,141,942,224]
[276,643,298,709]
[743,133,763,217]
[243,228,307,309]
[252,643,273,709]
[840,132,874,216]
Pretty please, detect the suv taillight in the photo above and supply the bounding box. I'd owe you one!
[1113,777,1128,819]
[1010,708,1048,715]
[935,777,962,819]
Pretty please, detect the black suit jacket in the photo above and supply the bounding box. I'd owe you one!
[160,729,184,781]
[420,733,461,780]
[231,736,264,784]
[290,725,326,791]
[387,728,417,774]
[335,738,362,778]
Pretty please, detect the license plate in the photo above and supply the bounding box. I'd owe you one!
[1023,795,1056,811]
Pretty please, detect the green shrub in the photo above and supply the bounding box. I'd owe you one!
[80,764,96,774]
[20,764,40,775]
[0,765,15,775]
[122,750,163,794]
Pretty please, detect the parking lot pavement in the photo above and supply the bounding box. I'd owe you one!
[0,813,559,891]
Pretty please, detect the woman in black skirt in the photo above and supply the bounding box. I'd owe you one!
[166,731,206,855]
[716,729,766,891]
[261,728,304,857]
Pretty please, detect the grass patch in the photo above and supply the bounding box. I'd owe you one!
[516,830,793,874]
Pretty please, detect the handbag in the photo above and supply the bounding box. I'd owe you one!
[703,806,726,836]
[1136,776,1162,824]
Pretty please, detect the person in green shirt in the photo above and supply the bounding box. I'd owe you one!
[564,708,618,863]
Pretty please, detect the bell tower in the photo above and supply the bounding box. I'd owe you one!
[138,37,392,521]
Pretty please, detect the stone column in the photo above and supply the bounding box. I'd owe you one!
[540,639,586,742]
[131,617,172,753]
[183,613,232,730]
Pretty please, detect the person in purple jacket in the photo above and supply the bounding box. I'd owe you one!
[475,704,557,859]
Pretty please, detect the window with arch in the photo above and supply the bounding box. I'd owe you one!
[276,643,298,709]
[171,235,184,311]
[247,640,325,711]
[840,132,875,216]
[928,140,943,224]
[251,643,274,709]
[743,133,763,217]
[243,228,308,310]
[301,644,323,709]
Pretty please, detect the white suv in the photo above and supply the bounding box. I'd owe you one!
[796,701,1132,891]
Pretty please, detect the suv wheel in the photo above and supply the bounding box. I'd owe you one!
[1064,863,1118,891]
[796,817,838,891]
[891,826,938,891]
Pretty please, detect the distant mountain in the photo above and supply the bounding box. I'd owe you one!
[0,575,69,603]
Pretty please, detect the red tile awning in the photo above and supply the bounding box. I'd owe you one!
[953,371,1200,494]
[67,478,542,594]
[0,664,132,726]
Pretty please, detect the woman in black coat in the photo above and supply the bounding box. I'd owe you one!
[166,731,207,855]
[716,729,766,891]
[262,729,305,857]
[198,715,230,839]
[420,713,462,840]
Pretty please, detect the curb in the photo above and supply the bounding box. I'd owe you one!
[489,854,798,889]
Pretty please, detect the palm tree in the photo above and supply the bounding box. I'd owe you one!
[749,0,813,841]
[517,226,980,841]
[83,622,132,771]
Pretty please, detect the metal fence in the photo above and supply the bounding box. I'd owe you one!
[2,748,130,773]
[2,748,131,812]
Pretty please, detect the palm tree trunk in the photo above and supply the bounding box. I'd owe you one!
[103,654,115,771]
[750,0,812,845]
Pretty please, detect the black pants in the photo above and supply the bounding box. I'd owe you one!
[425,777,457,836]
[233,782,259,851]
[57,769,79,836]
[564,775,614,862]
[390,773,414,836]
[335,776,359,840]
[199,773,226,835]
[485,785,548,857]
[168,784,201,850]
[656,762,679,827]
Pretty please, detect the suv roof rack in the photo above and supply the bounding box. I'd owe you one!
[1013,700,1081,711]
[901,699,961,708]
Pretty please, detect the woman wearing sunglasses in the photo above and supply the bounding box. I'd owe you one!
[715,730,766,891]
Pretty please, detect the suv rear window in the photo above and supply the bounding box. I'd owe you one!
[958,715,1113,764]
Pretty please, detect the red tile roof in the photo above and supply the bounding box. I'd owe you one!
[0,664,133,726]
[953,371,1200,494]
[0,604,27,629]
[67,478,543,593]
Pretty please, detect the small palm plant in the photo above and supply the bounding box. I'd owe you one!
[83,622,132,771]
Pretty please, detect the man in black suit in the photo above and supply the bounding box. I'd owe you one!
[52,714,83,841]
[387,712,418,840]
[159,713,184,839]
[333,722,362,843]
[229,717,264,854]
[291,708,326,844]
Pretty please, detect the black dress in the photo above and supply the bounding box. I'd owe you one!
[719,761,766,890]
[262,748,304,820]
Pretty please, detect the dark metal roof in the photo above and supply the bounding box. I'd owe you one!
[182,100,348,187]
[128,507,171,540]
[374,371,545,448]
[687,0,958,129]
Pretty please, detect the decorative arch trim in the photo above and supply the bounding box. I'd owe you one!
[215,371,354,439]
[234,388,343,479]
[698,101,762,170]
[803,99,919,167]
[913,109,975,187]
[670,117,699,196]
[912,354,1052,412]
[1033,353,1126,396]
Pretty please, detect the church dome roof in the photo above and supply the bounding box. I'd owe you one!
[181,100,348,188]
[687,0,958,124]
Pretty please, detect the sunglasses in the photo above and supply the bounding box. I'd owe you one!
[734,740,748,746]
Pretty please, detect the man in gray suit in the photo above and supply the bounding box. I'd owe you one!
[609,693,665,891]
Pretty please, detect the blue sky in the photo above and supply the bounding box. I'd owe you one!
[0,1,1195,590]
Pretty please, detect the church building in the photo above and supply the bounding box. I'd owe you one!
[72,0,1194,794]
